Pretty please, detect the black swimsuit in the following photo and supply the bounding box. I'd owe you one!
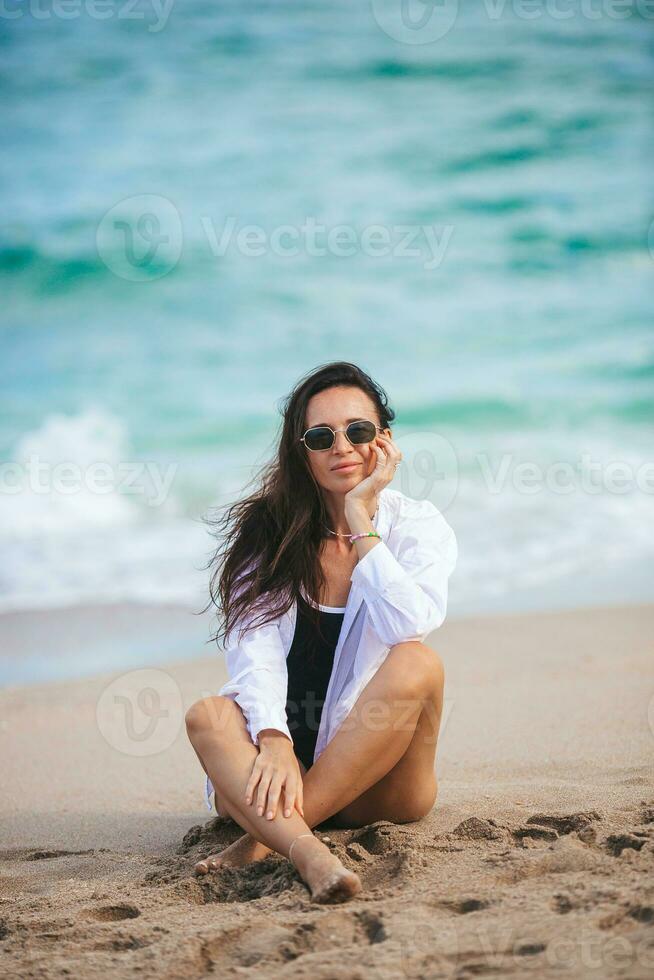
[284,593,345,770]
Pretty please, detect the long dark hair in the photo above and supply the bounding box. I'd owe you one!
[202,361,395,647]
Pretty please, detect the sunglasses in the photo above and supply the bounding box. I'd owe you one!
[300,419,383,452]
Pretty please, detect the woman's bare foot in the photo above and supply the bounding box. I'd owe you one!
[289,834,362,904]
[194,833,271,875]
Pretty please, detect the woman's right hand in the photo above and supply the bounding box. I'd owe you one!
[245,730,305,820]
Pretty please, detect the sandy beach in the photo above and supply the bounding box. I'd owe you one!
[1,601,652,978]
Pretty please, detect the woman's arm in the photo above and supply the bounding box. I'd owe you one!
[218,612,306,821]
[347,495,458,645]
[218,616,293,747]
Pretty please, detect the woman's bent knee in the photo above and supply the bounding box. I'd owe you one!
[395,777,438,823]
[185,695,240,740]
[386,642,445,699]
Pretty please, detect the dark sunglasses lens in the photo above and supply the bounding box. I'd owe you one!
[304,427,334,451]
[347,421,377,444]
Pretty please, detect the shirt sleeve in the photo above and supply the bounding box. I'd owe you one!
[217,606,293,748]
[349,496,457,645]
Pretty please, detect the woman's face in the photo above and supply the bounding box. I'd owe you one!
[302,385,390,494]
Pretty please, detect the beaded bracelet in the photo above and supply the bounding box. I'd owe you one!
[349,531,381,543]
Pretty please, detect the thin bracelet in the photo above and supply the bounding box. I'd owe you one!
[288,832,315,866]
[349,531,382,543]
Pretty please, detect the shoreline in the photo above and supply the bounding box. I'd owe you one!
[1,594,652,689]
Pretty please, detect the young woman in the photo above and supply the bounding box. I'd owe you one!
[186,362,457,904]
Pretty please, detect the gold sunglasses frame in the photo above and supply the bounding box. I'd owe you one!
[300,419,383,452]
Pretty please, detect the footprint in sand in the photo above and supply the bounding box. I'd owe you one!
[93,936,151,951]
[448,897,492,914]
[25,849,96,861]
[514,826,559,844]
[525,811,601,835]
[513,811,602,847]
[198,909,387,971]
[347,820,411,856]
[89,904,141,922]
[604,832,650,857]
[497,836,608,884]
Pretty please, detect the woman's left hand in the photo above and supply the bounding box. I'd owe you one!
[344,433,402,512]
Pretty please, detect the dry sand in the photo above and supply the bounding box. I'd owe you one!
[1,602,653,979]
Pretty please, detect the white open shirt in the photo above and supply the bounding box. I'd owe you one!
[204,486,458,810]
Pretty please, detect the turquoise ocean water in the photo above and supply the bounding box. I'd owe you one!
[1,2,653,628]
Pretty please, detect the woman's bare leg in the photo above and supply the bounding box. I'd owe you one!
[186,740,276,869]
[298,640,443,827]
[188,641,443,871]
[326,641,444,827]
[185,694,362,902]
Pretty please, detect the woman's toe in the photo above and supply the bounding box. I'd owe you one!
[194,856,221,876]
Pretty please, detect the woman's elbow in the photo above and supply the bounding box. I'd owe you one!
[414,596,448,637]
[377,605,446,646]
